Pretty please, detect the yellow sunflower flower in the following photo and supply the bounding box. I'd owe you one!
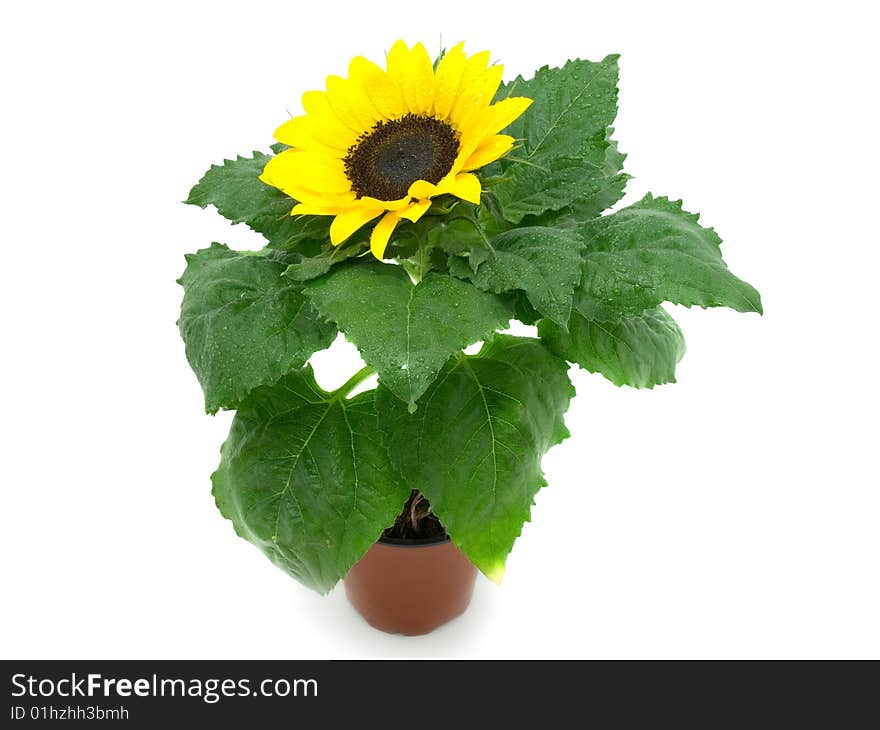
[259,40,532,259]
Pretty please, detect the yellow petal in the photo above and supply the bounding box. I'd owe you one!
[348,55,404,119]
[408,179,438,199]
[259,149,351,198]
[325,74,377,133]
[435,170,459,195]
[477,63,505,103]
[260,151,316,196]
[273,117,304,147]
[292,202,346,216]
[399,198,432,222]
[329,206,384,245]
[451,131,482,172]
[259,150,291,184]
[398,43,434,114]
[460,49,491,78]
[462,134,515,171]
[290,150,352,193]
[386,40,435,115]
[301,90,358,148]
[360,194,412,211]
[409,170,460,199]
[274,116,339,153]
[370,212,399,259]
[280,184,356,207]
[467,96,533,139]
[385,41,413,110]
[432,42,467,120]
[447,52,495,125]
[409,43,437,114]
[450,172,482,204]
[453,64,505,132]
[385,40,410,71]
[286,114,350,153]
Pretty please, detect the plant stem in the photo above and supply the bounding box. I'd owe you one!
[333,365,376,399]
[404,224,430,283]
[417,236,429,281]
[464,210,496,258]
[400,259,421,283]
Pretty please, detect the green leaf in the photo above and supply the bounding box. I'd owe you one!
[539,306,686,388]
[212,369,410,594]
[282,241,367,283]
[177,243,337,413]
[376,336,574,582]
[427,215,495,261]
[513,292,543,325]
[492,56,622,223]
[526,135,629,227]
[576,194,763,318]
[305,263,513,409]
[448,226,585,328]
[185,151,330,249]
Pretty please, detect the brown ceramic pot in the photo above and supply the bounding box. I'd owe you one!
[344,536,478,635]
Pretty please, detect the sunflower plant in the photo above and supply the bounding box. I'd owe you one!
[179,41,761,592]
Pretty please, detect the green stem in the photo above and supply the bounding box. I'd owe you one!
[404,224,430,283]
[333,365,376,399]
[480,175,514,188]
[504,155,550,173]
[417,236,429,281]
[463,211,496,258]
[400,259,421,283]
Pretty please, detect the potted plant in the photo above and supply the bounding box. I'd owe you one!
[178,40,761,635]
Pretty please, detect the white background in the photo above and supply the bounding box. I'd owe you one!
[2,0,878,659]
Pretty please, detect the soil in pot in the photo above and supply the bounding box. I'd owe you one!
[381,490,447,542]
[344,491,478,635]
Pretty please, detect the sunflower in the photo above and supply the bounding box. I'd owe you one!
[259,40,532,259]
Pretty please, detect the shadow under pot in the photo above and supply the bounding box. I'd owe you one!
[344,536,478,636]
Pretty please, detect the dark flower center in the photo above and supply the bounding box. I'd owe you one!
[343,114,459,201]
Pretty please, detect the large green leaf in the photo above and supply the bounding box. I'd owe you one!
[185,151,330,249]
[491,56,622,223]
[212,369,409,594]
[177,243,337,413]
[282,241,367,283]
[376,336,574,582]
[525,135,629,227]
[448,226,585,328]
[305,263,513,409]
[427,208,507,263]
[577,194,763,319]
[540,306,686,388]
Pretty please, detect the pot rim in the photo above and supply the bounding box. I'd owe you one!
[377,534,451,548]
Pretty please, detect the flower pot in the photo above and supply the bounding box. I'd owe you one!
[344,536,478,635]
